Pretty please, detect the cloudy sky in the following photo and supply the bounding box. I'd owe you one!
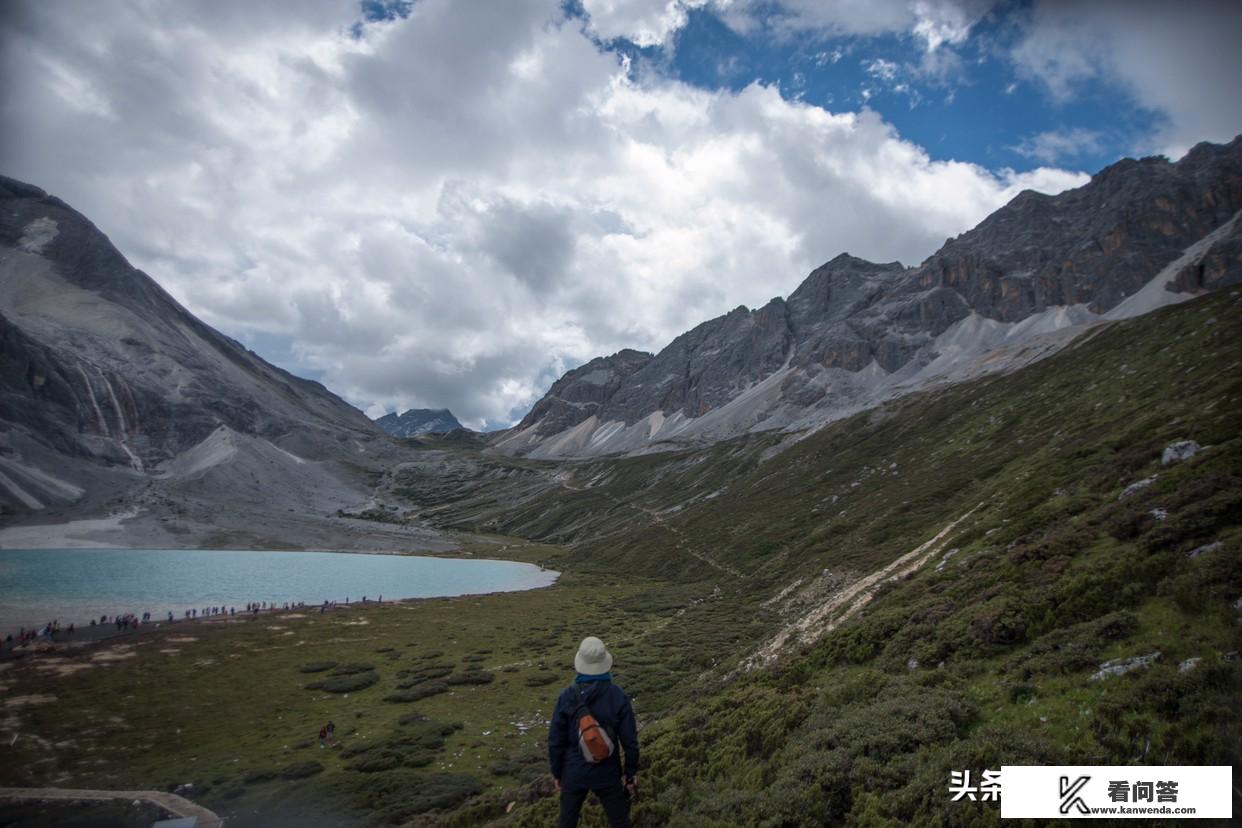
[2,0,1240,429]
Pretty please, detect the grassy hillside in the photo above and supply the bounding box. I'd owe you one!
[440,289,1242,825]
[1,290,1238,826]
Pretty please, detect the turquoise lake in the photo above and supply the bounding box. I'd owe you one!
[0,548,558,631]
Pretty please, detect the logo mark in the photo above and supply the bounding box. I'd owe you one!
[1060,775,1091,815]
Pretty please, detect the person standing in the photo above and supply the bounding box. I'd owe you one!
[547,636,639,828]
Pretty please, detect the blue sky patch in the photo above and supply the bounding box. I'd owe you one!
[570,1,1164,175]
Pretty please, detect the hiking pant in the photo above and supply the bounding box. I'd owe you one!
[557,782,631,828]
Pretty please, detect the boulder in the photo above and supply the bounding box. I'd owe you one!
[1186,541,1222,559]
[1119,476,1157,499]
[1161,440,1202,465]
[1089,651,1160,681]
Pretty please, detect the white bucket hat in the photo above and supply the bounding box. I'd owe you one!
[574,636,613,675]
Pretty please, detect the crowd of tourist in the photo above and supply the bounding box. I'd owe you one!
[0,597,366,655]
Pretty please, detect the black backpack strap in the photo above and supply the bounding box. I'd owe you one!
[572,683,591,718]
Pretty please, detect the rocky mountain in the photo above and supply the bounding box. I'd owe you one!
[513,349,654,439]
[374,408,464,438]
[0,175,387,520]
[496,137,1242,458]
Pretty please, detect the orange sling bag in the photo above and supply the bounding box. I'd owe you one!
[573,685,616,763]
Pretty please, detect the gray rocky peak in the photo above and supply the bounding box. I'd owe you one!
[501,135,1242,457]
[375,408,464,438]
[0,175,382,513]
[514,348,653,437]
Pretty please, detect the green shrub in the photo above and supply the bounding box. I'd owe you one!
[242,769,277,785]
[396,664,454,687]
[280,761,324,779]
[348,753,400,773]
[1165,538,1241,612]
[341,724,458,774]
[298,661,337,673]
[447,670,494,686]
[967,597,1029,649]
[488,747,547,783]
[384,681,448,702]
[1004,610,1138,679]
[307,671,379,693]
[325,772,484,824]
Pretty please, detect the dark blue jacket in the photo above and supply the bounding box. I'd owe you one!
[548,679,639,789]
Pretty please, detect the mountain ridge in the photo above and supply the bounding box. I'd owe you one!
[0,174,388,523]
[495,137,1242,459]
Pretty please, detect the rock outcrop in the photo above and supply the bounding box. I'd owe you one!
[514,349,653,437]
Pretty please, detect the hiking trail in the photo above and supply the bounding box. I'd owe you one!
[739,502,986,671]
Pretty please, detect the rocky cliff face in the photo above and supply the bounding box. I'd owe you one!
[496,137,1242,458]
[375,408,464,437]
[0,176,384,515]
[514,348,653,437]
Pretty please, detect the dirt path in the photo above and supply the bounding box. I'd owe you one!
[739,502,986,671]
[0,786,224,826]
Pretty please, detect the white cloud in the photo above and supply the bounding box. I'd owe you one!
[581,0,708,47]
[909,0,984,51]
[1012,0,1242,158]
[0,0,1086,429]
[717,0,994,52]
[1013,127,1106,165]
[582,0,996,54]
[865,58,899,82]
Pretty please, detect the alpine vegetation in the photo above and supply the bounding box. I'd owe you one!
[1,1,1240,826]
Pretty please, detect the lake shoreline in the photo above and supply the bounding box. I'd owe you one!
[0,547,561,643]
[0,571,563,664]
